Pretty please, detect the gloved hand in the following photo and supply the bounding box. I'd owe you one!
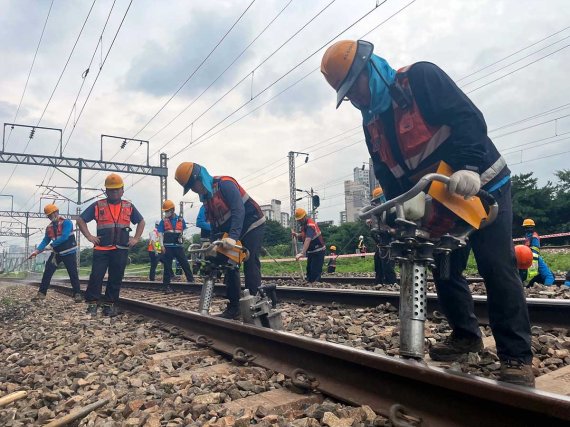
[295,252,304,261]
[448,170,481,197]
[221,237,236,249]
[28,250,39,259]
[402,192,426,221]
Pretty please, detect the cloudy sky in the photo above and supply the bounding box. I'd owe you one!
[0,0,569,249]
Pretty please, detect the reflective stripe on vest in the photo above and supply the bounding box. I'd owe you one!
[46,217,76,253]
[524,231,540,254]
[46,218,65,240]
[205,176,252,228]
[302,218,325,252]
[95,199,132,247]
[164,218,184,233]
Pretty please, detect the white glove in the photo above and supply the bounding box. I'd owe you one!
[221,237,236,249]
[448,170,480,197]
[402,192,426,221]
[295,253,304,261]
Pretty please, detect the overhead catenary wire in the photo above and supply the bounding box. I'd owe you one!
[5,0,98,203]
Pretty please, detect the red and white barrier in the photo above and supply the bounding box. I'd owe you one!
[512,231,570,242]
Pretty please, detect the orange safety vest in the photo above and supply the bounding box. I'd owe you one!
[301,218,325,253]
[205,176,262,228]
[366,64,451,181]
[95,199,132,248]
[46,217,76,253]
[163,216,184,245]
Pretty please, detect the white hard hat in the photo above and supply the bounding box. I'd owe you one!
[359,235,363,239]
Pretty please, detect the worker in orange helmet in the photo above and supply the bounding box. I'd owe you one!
[321,40,533,386]
[30,204,82,303]
[77,173,145,317]
[292,208,325,283]
[174,162,266,319]
[157,199,194,292]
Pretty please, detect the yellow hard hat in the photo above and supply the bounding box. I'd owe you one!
[105,173,124,189]
[162,199,175,211]
[372,186,383,199]
[44,204,59,216]
[522,218,535,227]
[330,245,337,251]
[321,39,374,108]
[294,208,307,221]
[175,162,203,195]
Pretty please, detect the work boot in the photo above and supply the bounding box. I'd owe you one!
[102,304,118,317]
[429,332,483,361]
[32,292,46,302]
[217,305,241,320]
[86,303,98,316]
[499,360,535,387]
[73,293,82,303]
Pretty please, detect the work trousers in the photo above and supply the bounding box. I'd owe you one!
[163,246,193,285]
[374,247,397,285]
[148,251,159,281]
[225,223,265,308]
[85,249,129,304]
[432,181,532,363]
[39,252,81,295]
[306,250,325,283]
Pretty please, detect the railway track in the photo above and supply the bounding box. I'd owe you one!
[9,280,569,426]
[19,277,570,329]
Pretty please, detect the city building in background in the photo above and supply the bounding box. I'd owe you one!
[343,164,371,222]
[260,199,290,227]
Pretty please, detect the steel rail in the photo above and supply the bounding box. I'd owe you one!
[22,281,570,426]
[8,277,570,329]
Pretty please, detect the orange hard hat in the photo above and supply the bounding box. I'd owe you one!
[372,186,383,199]
[175,162,203,195]
[294,208,307,221]
[105,173,124,189]
[321,39,374,108]
[162,199,175,211]
[43,204,59,216]
[514,245,533,270]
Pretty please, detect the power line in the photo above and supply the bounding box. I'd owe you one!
[456,26,569,82]
[4,0,55,149]
[3,0,98,198]
[61,0,134,152]
[131,0,258,140]
[23,0,120,213]
[465,44,570,94]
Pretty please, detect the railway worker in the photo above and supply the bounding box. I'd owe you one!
[148,221,162,281]
[196,204,211,241]
[321,40,534,386]
[519,219,555,286]
[30,204,81,302]
[369,187,398,286]
[157,199,194,292]
[77,173,145,317]
[327,245,338,273]
[357,235,367,258]
[174,162,266,319]
[292,208,326,283]
[515,244,555,287]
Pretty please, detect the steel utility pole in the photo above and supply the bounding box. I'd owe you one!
[288,151,309,223]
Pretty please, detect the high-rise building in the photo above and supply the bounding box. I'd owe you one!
[339,211,347,224]
[280,212,290,228]
[259,199,282,223]
[344,180,368,222]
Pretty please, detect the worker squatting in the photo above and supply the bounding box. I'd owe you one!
[27,37,570,389]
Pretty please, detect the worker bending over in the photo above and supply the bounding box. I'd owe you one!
[321,39,533,386]
[175,162,266,319]
[30,204,81,302]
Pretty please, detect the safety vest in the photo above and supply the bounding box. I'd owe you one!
[328,253,338,267]
[46,217,76,253]
[205,176,264,233]
[366,64,504,187]
[301,218,325,253]
[163,216,184,245]
[524,231,540,255]
[148,230,161,252]
[95,199,132,248]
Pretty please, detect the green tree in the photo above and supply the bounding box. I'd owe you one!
[263,220,291,247]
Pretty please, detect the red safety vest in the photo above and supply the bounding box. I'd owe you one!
[46,216,76,253]
[163,216,184,245]
[366,64,451,181]
[95,199,132,248]
[301,218,325,253]
[206,176,257,227]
